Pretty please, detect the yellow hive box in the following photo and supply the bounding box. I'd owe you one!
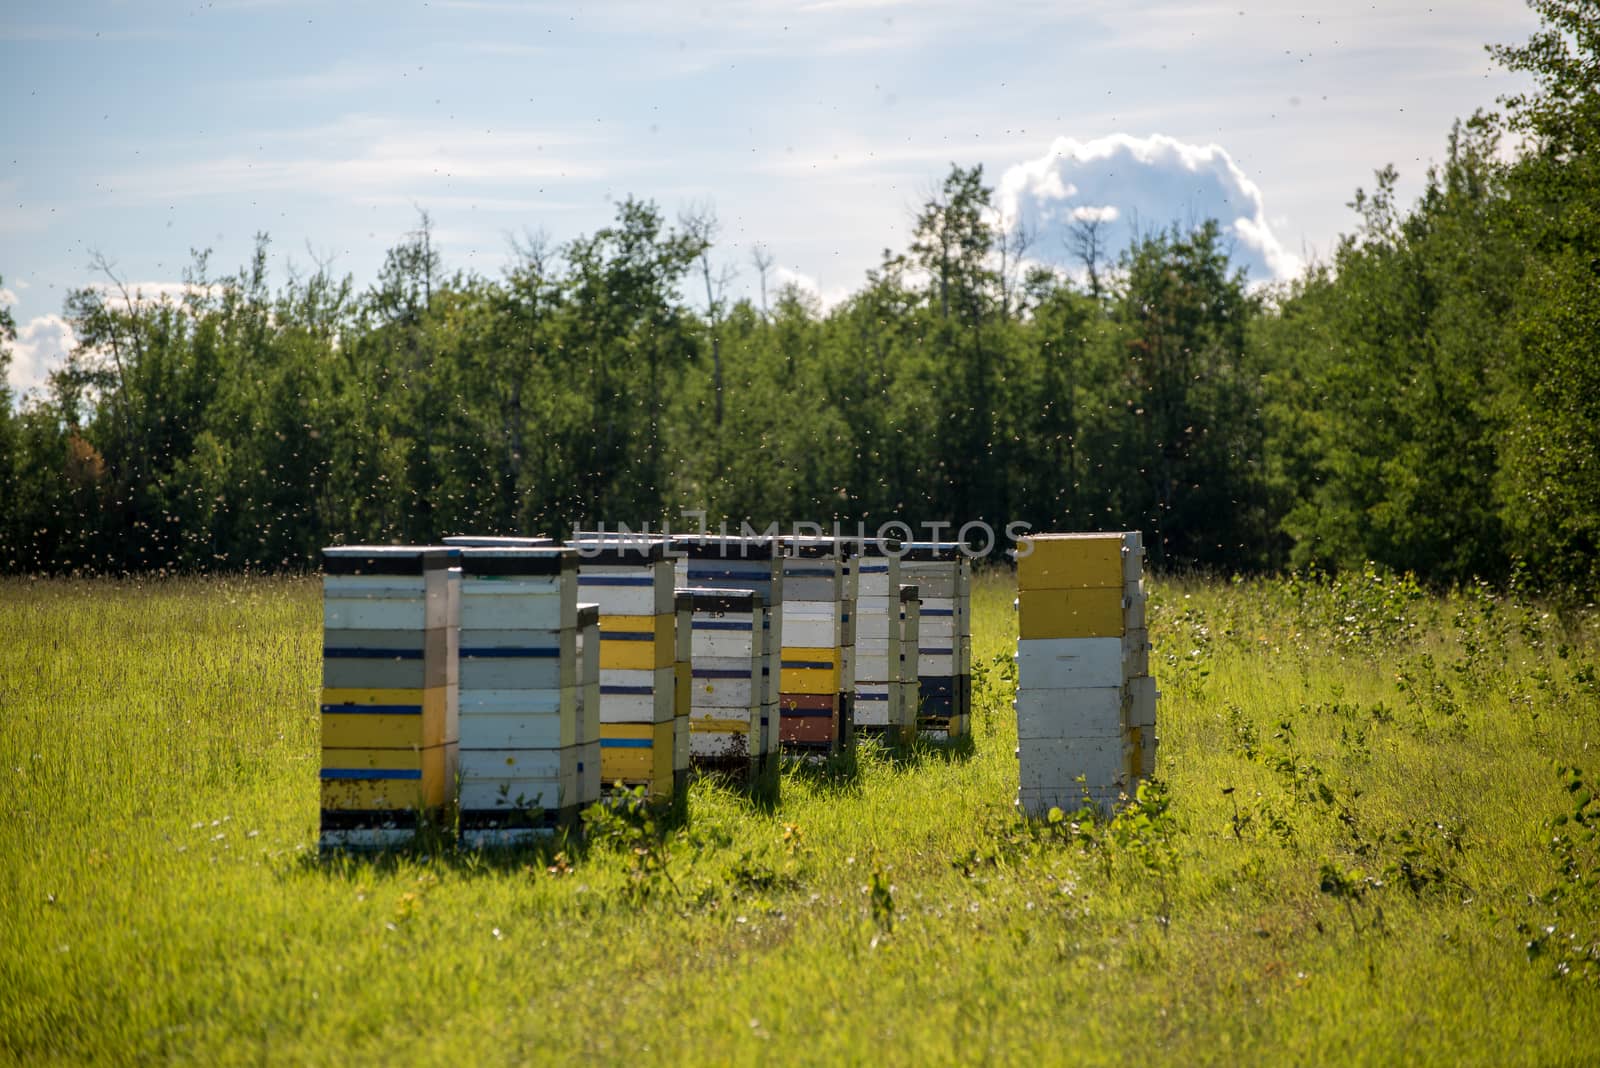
[690,715,753,734]
[320,687,453,748]
[601,720,675,796]
[781,667,841,694]
[599,637,675,671]
[599,614,675,670]
[782,647,840,694]
[1016,533,1128,590]
[782,646,840,667]
[1017,587,1126,639]
[320,743,451,810]
[599,613,673,639]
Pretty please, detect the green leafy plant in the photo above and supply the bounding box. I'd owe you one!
[1523,766,1600,984]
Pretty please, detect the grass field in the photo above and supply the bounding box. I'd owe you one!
[3,568,1598,1064]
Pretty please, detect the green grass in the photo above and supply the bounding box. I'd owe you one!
[3,569,1598,1065]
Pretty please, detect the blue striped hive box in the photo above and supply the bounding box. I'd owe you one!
[319,545,459,850]
[684,588,764,772]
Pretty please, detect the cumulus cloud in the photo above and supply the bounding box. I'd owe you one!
[997,133,1303,283]
[6,315,75,401]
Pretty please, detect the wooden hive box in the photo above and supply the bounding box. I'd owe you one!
[1012,531,1155,820]
[456,546,588,842]
[319,546,458,851]
[570,535,681,802]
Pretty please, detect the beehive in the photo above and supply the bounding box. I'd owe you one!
[672,536,784,775]
[778,537,856,754]
[569,533,682,801]
[898,542,973,738]
[454,545,597,846]
[319,545,459,850]
[1012,531,1156,817]
[852,541,903,736]
[894,584,922,743]
[683,588,766,781]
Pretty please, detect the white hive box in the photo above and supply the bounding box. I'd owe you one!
[455,546,591,839]
[570,535,681,801]
[1012,531,1154,818]
[319,545,460,851]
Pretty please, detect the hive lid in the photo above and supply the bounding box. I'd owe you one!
[322,545,454,575]
[458,546,576,576]
[669,535,781,561]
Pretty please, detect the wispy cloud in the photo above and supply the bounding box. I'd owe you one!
[102,118,611,203]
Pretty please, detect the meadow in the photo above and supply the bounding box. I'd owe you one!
[2,569,1597,1065]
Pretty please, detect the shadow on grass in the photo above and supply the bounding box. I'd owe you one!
[782,739,865,797]
[294,817,595,879]
[295,780,703,879]
[914,729,977,764]
[689,762,782,815]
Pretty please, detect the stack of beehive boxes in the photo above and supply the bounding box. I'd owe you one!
[852,544,903,737]
[779,539,852,754]
[898,543,973,739]
[1013,531,1155,817]
[455,545,599,844]
[682,588,766,778]
[319,546,459,850]
[673,537,784,773]
[895,584,921,742]
[570,534,681,801]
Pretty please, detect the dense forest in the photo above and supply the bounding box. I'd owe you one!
[1,1,1595,592]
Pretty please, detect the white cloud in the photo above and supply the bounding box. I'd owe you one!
[0,287,17,307]
[6,315,74,401]
[997,133,1303,282]
[773,265,850,312]
[86,281,224,309]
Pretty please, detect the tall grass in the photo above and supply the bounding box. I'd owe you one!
[2,569,1596,1064]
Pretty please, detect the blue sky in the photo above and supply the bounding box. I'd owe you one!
[2,1,1539,397]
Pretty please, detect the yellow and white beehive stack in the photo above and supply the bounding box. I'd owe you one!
[898,542,973,738]
[570,534,682,801]
[895,584,922,742]
[455,546,598,845]
[672,537,784,773]
[1013,531,1155,816]
[319,546,459,850]
[779,538,853,754]
[852,544,903,736]
[683,588,766,779]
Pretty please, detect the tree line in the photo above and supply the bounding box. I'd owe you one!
[0,1,1594,593]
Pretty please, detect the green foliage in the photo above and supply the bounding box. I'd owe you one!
[1524,765,1600,984]
[581,784,680,906]
[2,4,1597,594]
